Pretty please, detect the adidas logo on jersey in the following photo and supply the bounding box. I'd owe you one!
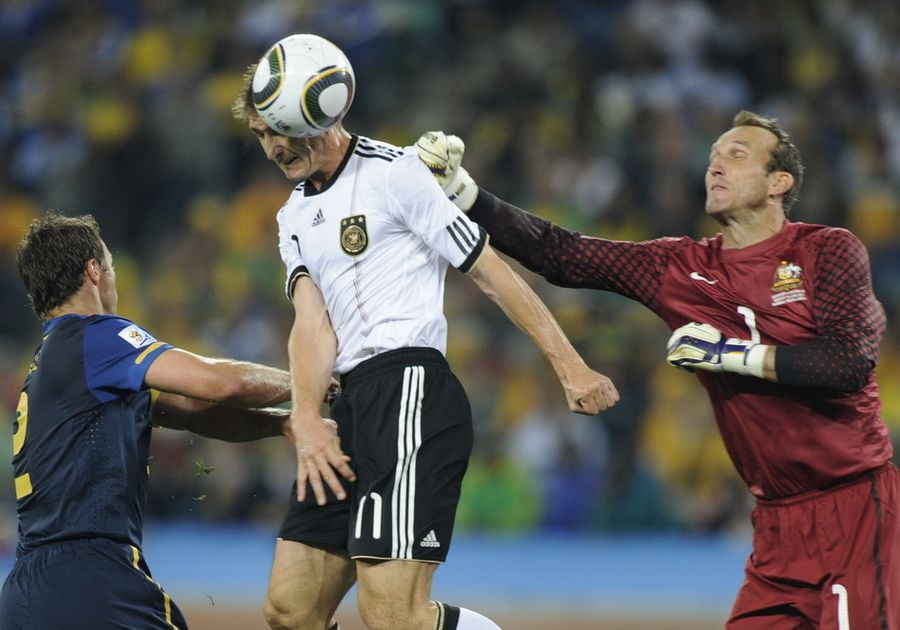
[311,209,325,227]
[420,530,441,548]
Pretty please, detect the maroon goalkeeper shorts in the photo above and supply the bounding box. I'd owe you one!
[728,462,900,629]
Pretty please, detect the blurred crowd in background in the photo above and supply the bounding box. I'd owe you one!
[1,0,899,551]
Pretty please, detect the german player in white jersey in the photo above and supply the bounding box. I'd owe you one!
[233,34,618,630]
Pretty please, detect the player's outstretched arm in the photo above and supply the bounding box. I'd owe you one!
[153,393,291,442]
[467,246,619,415]
[145,348,291,407]
[666,322,776,380]
[144,345,293,441]
[288,275,355,505]
[416,131,669,302]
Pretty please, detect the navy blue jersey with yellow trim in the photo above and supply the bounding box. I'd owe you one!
[11,314,171,555]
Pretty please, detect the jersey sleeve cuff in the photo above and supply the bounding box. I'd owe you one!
[457,227,489,274]
[286,266,310,301]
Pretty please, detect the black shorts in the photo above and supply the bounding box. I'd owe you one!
[0,538,187,630]
[278,347,473,563]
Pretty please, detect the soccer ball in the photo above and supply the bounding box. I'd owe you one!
[252,34,355,138]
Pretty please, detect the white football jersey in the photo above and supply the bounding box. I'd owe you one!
[277,136,488,374]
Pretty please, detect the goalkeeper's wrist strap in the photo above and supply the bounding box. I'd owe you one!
[447,167,478,212]
[721,342,767,378]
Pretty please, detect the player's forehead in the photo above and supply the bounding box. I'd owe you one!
[248,113,268,132]
[709,125,776,157]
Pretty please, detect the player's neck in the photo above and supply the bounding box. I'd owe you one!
[717,207,786,249]
[307,130,353,191]
[48,289,107,319]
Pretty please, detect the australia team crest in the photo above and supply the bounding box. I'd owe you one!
[340,215,368,256]
[770,260,806,306]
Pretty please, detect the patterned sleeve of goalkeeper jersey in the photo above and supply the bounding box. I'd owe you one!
[775,226,886,391]
[468,190,681,309]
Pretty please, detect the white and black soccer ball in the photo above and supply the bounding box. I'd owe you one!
[252,34,355,138]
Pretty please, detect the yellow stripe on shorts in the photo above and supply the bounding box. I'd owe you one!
[130,545,179,630]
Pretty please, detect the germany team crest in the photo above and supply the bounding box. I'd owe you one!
[340,215,368,256]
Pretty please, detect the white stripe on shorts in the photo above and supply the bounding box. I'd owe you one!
[391,365,424,558]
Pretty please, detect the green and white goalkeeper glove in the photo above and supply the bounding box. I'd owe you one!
[415,131,478,211]
[666,322,767,378]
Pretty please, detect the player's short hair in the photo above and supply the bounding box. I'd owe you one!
[231,63,258,123]
[17,213,106,320]
[732,110,805,216]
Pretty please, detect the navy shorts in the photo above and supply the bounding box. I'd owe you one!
[0,537,187,630]
[278,347,473,563]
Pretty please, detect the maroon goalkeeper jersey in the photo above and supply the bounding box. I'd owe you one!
[471,192,889,499]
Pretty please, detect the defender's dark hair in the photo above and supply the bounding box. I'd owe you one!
[732,110,805,215]
[17,213,106,320]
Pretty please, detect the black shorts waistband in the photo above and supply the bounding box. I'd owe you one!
[340,347,448,389]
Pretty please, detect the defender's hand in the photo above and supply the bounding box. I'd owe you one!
[415,131,478,211]
[561,365,620,415]
[666,322,765,377]
[292,413,355,505]
[324,377,341,403]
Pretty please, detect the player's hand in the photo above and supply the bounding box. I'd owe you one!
[291,412,355,505]
[324,377,341,403]
[415,131,479,211]
[560,364,620,415]
[666,322,765,377]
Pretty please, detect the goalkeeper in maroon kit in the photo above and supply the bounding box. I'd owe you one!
[416,111,898,629]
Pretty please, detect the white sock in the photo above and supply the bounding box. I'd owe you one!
[457,607,501,629]
[434,602,502,629]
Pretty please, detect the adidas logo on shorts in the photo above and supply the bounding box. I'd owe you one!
[420,529,441,548]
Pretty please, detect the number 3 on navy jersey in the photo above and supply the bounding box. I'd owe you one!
[13,392,33,499]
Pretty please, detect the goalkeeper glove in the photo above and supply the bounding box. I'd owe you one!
[666,322,766,378]
[415,131,478,211]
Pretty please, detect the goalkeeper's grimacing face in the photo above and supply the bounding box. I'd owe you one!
[248,113,328,182]
[704,125,792,219]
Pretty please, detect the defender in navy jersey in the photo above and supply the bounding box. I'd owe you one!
[419,112,899,629]
[233,34,618,630]
[2,214,296,630]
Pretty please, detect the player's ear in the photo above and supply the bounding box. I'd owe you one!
[85,258,101,284]
[769,171,794,198]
